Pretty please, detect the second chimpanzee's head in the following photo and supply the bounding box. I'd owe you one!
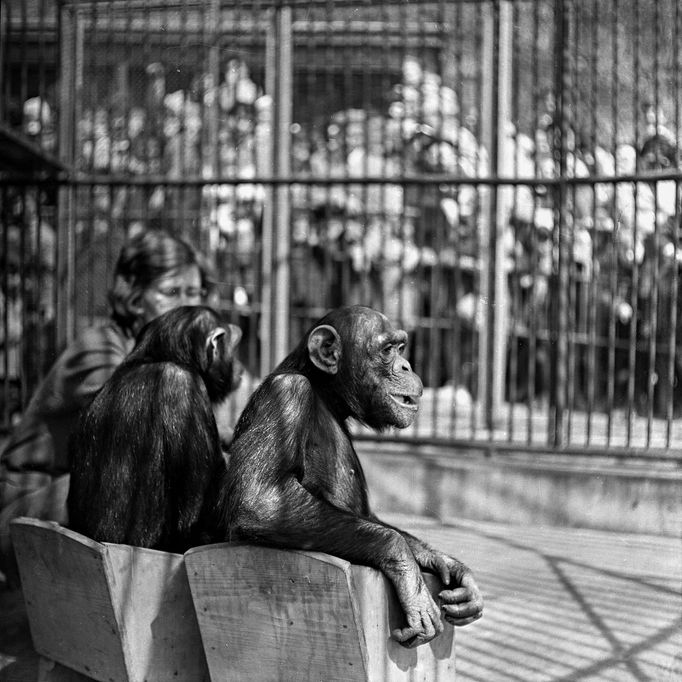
[131,305,243,402]
[300,305,423,430]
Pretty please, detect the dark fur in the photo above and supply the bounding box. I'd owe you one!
[68,306,241,553]
[219,305,482,647]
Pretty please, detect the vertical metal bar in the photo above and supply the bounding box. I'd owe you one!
[610,0,625,445]
[479,0,510,431]
[260,8,276,378]
[625,0,640,442]
[505,0,520,441]
[19,0,27,109]
[208,0,220,180]
[478,2,493,434]
[670,0,682,444]
[494,1,511,427]
[447,0,465,439]
[586,0,599,443]
[559,3,572,442]
[51,1,62,357]
[551,0,569,447]
[0,1,7,120]
[57,2,79,347]
[659,0,676,436]
[604,0,618,444]
[18,181,28,407]
[528,0,541,443]
[1,185,8,427]
[37,0,46,152]
[635,3,660,445]
[359,0,373,315]
[272,4,292,366]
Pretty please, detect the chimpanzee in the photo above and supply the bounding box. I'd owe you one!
[220,305,483,647]
[68,306,242,552]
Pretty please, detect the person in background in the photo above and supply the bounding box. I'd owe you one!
[0,228,217,583]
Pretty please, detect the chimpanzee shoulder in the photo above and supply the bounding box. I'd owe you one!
[231,371,327,449]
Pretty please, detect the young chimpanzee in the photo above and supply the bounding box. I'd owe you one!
[68,305,242,553]
[220,305,483,648]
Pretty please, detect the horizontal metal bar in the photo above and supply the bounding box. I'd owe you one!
[60,0,498,9]
[3,170,679,188]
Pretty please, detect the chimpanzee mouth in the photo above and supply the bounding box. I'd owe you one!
[389,394,420,411]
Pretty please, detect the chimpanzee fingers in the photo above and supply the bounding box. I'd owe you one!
[391,625,429,648]
[438,586,470,603]
[460,572,481,593]
[391,620,438,648]
[443,610,483,627]
[433,556,452,586]
[440,591,484,628]
[392,605,443,648]
[441,599,483,619]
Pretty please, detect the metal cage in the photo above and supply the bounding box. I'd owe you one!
[1,0,680,457]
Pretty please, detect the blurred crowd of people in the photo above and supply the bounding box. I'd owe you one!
[6,54,682,412]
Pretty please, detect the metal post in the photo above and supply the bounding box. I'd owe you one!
[551,0,569,446]
[57,2,79,347]
[260,12,276,378]
[272,5,292,367]
[261,5,292,374]
[0,2,7,118]
[493,1,512,423]
[479,1,512,429]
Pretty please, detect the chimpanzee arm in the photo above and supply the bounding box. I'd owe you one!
[236,471,445,646]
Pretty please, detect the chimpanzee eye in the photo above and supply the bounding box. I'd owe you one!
[380,345,394,362]
[397,343,406,356]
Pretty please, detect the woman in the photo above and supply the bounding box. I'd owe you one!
[0,228,214,581]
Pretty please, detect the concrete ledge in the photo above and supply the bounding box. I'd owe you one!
[359,446,682,537]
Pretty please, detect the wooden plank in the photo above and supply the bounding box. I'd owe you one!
[351,567,455,681]
[185,544,456,681]
[105,544,209,682]
[185,544,368,681]
[11,518,209,682]
[10,519,128,682]
[38,657,95,682]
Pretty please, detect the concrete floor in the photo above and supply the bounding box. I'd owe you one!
[1,514,680,682]
[395,515,682,681]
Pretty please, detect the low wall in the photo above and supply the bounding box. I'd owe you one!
[358,445,682,537]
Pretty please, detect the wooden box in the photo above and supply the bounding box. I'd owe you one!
[10,517,209,682]
[185,543,455,681]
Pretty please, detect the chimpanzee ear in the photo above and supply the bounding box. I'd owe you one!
[128,292,144,317]
[225,324,242,353]
[308,324,341,374]
[207,327,226,360]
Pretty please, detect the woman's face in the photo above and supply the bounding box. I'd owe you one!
[136,264,204,325]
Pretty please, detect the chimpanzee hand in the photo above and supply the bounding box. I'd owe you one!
[391,571,444,648]
[416,551,484,626]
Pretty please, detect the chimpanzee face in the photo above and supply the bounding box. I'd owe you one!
[307,306,423,430]
[206,322,243,402]
[355,310,423,430]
